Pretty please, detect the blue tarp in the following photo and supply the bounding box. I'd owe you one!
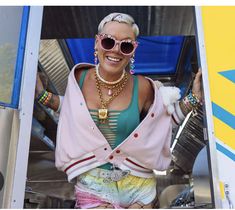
[66,36,184,75]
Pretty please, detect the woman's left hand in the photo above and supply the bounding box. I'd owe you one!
[192,69,203,102]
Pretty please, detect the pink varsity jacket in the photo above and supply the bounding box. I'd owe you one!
[55,63,185,182]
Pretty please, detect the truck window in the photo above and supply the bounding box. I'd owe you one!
[0,6,28,108]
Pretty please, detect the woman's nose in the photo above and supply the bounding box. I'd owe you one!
[112,42,121,53]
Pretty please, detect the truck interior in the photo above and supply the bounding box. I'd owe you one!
[25,6,214,208]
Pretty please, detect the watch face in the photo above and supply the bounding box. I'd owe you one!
[0,172,4,191]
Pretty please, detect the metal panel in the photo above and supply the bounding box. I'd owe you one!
[192,146,212,205]
[0,6,25,108]
[2,109,20,208]
[172,107,205,173]
[39,40,70,95]
[41,6,195,39]
[0,108,14,207]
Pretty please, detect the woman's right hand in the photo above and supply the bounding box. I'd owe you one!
[35,72,61,112]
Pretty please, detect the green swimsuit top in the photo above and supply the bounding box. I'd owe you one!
[79,69,140,169]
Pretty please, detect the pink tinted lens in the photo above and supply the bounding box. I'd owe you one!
[120,42,135,54]
[101,37,115,50]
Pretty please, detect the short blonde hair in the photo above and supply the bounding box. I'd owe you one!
[98,13,139,37]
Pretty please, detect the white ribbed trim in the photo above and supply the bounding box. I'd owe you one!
[172,111,181,124]
[67,161,101,182]
[174,101,185,120]
[55,95,64,113]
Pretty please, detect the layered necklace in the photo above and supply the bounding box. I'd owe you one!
[95,65,129,123]
[95,64,126,96]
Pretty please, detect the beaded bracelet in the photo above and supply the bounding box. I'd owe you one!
[183,97,193,110]
[187,92,200,107]
[181,92,201,116]
[37,90,51,106]
[37,90,47,103]
[42,92,52,106]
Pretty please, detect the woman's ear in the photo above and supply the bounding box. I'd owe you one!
[94,35,99,49]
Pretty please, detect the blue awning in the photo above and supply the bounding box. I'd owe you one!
[66,36,184,75]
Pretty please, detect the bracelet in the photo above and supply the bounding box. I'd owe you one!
[187,92,200,108]
[42,92,52,106]
[192,92,201,105]
[183,97,194,110]
[180,92,201,116]
[37,90,52,106]
[37,90,47,103]
[37,90,45,101]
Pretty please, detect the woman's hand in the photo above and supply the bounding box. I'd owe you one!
[35,72,61,112]
[192,69,203,102]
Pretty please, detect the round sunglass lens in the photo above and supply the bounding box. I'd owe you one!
[121,42,134,54]
[101,38,115,50]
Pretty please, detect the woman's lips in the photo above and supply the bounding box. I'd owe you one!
[105,56,122,66]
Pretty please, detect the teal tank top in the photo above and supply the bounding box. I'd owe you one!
[79,70,140,169]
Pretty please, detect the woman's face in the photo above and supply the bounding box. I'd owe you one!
[95,21,136,74]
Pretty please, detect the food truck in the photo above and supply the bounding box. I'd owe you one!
[0,6,234,209]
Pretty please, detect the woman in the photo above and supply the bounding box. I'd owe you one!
[36,13,202,209]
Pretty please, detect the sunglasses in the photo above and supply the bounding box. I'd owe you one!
[97,34,138,55]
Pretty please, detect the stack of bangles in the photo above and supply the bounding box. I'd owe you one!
[37,90,52,106]
[180,92,201,115]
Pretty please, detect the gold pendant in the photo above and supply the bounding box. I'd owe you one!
[98,108,108,120]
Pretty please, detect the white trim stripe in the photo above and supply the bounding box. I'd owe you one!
[172,112,180,125]
[175,101,185,120]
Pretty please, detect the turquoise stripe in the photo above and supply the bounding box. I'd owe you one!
[216,142,235,162]
[212,102,235,129]
[219,69,235,83]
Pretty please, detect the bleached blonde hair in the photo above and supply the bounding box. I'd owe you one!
[98,13,139,37]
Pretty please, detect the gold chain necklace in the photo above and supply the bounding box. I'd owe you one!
[97,76,126,96]
[95,71,129,123]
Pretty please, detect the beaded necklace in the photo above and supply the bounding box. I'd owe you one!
[95,64,125,85]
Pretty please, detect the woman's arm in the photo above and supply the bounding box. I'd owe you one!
[140,69,202,124]
[138,76,154,120]
[179,69,202,116]
[35,74,61,112]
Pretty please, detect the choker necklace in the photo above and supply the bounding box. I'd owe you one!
[95,64,125,85]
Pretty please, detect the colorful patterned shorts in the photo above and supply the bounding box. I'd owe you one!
[75,168,157,209]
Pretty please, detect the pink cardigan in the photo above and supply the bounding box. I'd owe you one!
[55,63,183,182]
